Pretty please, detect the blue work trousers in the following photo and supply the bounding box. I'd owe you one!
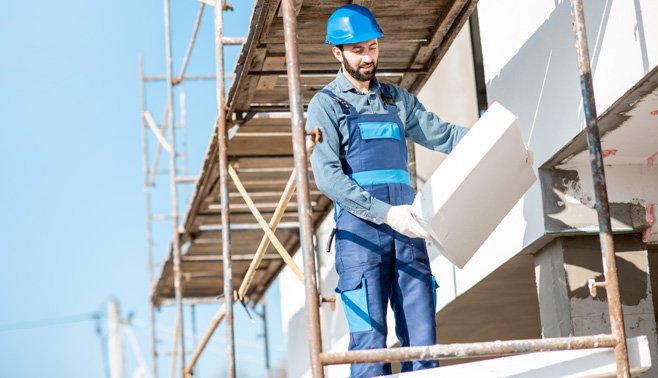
[335,184,439,378]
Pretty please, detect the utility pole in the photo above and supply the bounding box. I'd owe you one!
[108,299,123,378]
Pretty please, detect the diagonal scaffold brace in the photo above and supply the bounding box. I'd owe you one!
[183,128,322,377]
[236,128,323,301]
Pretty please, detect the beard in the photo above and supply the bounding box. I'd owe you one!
[343,59,377,82]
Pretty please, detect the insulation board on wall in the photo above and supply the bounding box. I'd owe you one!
[411,102,536,268]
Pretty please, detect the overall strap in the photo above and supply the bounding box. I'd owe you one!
[319,89,353,115]
[379,83,396,107]
[318,88,354,220]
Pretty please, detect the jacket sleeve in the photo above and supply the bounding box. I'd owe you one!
[393,86,469,153]
[305,93,391,224]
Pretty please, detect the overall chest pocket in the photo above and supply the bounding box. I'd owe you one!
[358,122,401,141]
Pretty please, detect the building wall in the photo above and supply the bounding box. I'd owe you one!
[276,0,658,375]
[447,0,658,304]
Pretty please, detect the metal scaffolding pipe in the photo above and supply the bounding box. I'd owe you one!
[169,321,181,378]
[222,37,246,45]
[184,304,227,377]
[175,3,206,85]
[139,54,159,378]
[197,222,299,231]
[213,2,236,376]
[147,104,169,187]
[159,297,223,306]
[182,254,281,262]
[179,84,191,176]
[569,1,630,376]
[280,0,324,377]
[261,300,271,377]
[145,74,226,82]
[191,305,199,377]
[175,176,197,184]
[248,68,426,76]
[143,111,174,153]
[163,0,186,375]
[320,335,619,365]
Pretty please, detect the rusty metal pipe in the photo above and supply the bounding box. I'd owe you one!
[320,335,618,365]
[139,54,159,378]
[214,2,236,377]
[280,0,324,376]
[163,0,186,375]
[569,1,630,376]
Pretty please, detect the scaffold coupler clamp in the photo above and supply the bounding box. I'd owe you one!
[305,128,323,153]
[321,293,336,311]
[588,278,606,297]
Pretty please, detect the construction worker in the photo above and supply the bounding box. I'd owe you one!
[306,4,469,377]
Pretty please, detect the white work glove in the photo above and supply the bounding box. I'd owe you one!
[384,205,431,240]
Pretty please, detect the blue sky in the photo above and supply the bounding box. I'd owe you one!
[0,1,284,377]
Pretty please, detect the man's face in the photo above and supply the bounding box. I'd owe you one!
[333,39,379,82]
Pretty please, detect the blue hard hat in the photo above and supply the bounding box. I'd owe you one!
[325,4,383,45]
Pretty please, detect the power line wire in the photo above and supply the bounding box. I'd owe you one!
[0,312,103,332]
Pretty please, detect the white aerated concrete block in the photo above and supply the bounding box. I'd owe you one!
[411,102,536,268]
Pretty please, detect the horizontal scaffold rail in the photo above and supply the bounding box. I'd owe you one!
[320,335,619,365]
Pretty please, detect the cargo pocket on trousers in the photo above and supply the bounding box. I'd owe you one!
[431,275,440,314]
[335,272,372,333]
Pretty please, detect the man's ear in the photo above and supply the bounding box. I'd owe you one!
[332,46,343,63]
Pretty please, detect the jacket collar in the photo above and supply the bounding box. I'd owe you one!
[335,69,381,94]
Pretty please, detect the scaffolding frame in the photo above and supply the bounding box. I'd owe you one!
[138,1,253,377]
[139,0,633,377]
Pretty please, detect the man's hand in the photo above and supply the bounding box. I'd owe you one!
[384,205,430,239]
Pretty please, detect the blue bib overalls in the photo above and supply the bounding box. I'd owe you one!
[321,85,439,377]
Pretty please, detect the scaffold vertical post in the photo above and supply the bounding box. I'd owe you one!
[262,299,272,378]
[163,0,186,375]
[179,84,190,178]
[214,2,236,377]
[191,304,199,377]
[280,0,325,377]
[139,54,159,378]
[569,1,630,376]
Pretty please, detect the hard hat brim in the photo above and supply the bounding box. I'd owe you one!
[325,30,383,45]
